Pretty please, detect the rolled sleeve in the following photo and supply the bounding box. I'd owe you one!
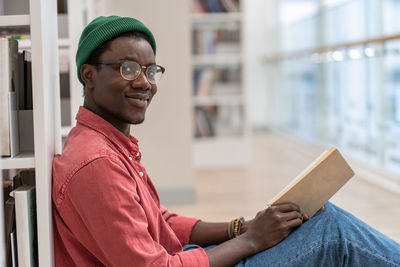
[161,205,201,246]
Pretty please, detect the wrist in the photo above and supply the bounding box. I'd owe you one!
[241,219,252,234]
[237,232,259,255]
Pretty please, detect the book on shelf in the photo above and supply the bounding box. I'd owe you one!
[196,68,214,96]
[194,106,217,138]
[193,67,241,96]
[214,104,243,136]
[0,38,20,157]
[219,0,239,12]
[3,179,15,267]
[192,28,240,55]
[10,185,38,267]
[1,36,34,157]
[16,50,33,111]
[2,170,35,266]
[10,231,18,267]
[23,50,33,110]
[192,0,239,13]
[18,50,34,153]
[13,169,36,188]
[4,198,16,267]
[268,147,355,217]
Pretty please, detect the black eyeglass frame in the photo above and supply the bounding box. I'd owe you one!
[92,59,166,85]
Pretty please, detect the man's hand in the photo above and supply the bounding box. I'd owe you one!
[204,203,308,266]
[242,203,304,252]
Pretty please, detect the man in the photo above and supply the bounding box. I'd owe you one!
[53,16,400,266]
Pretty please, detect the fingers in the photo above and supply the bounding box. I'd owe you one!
[274,203,301,213]
[281,210,303,222]
[301,211,309,221]
[270,202,309,222]
[285,217,303,229]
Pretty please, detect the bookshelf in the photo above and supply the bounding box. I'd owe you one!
[59,0,85,138]
[0,0,85,140]
[191,0,250,168]
[0,0,61,266]
[59,0,103,138]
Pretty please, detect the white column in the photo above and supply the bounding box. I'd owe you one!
[30,0,61,265]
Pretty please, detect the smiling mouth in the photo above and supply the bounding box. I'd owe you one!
[126,95,150,108]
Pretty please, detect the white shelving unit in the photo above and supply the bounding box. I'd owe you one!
[12,0,85,139]
[1,153,35,170]
[0,14,30,26]
[59,0,98,138]
[0,0,62,266]
[63,0,85,135]
[191,2,250,168]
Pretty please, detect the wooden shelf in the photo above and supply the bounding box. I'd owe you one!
[0,152,35,169]
[0,14,30,27]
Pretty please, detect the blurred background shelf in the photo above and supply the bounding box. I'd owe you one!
[192,54,242,65]
[191,0,249,168]
[193,95,243,106]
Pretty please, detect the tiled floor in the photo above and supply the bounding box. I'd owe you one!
[166,132,400,242]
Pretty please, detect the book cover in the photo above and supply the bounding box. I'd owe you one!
[24,50,33,110]
[10,185,38,267]
[0,38,20,157]
[10,231,17,267]
[268,147,355,217]
[4,198,15,267]
[17,52,25,110]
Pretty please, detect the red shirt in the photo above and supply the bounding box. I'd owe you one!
[52,107,209,267]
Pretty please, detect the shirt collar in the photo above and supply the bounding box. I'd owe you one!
[76,106,141,159]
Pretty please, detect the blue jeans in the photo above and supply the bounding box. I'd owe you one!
[184,202,400,266]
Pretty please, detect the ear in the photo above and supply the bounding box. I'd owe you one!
[80,64,96,89]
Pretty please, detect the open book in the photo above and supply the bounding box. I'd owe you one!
[268,147,355,217]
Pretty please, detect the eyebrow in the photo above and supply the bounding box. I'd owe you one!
[121,56,156,65]
[122,56,138,61]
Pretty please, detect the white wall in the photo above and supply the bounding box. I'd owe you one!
[103,0,195,204]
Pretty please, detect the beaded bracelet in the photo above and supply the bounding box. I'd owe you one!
[228,216,245,239]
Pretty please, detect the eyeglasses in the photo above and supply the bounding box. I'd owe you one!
[93,59,165,85]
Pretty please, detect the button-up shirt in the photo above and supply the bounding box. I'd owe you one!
[52,107,209,267]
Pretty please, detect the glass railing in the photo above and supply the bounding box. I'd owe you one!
[263,0,400,176]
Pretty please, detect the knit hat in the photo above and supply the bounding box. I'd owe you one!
[76,15,157,84]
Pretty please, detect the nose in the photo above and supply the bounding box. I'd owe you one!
[131,71,151,90]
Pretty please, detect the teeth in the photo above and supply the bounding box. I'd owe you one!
[131,97,147,101]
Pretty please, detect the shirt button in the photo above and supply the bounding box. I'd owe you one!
[136,152,140,157]
[129,156,133,161]
[139,171,144,177]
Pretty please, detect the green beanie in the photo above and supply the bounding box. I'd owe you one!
[76,15,157,85]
